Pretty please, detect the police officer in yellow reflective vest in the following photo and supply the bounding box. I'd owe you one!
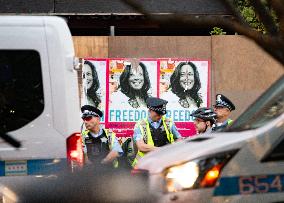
[81,105,123,168]
[212,94,236,131]
[132,97,182,167]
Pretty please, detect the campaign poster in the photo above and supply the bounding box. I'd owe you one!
[80,58,210,137]
[81,59,107,123]
[159,59,210,136]
[107,59,158,136]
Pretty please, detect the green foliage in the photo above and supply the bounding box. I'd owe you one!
[234,0,278,34]
[210,0,279,35]
[240,6,266,33]
[209,27,227,35]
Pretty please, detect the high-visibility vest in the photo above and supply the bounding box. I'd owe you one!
[81,129,118,168]
[227,119,233,126]
[132,116,174,167]
[212,119,234,132]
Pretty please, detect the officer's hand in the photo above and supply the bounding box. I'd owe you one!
[101,158,109,164]
[176,138,184,142]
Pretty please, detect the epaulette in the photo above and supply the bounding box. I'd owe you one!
[140,119,147,127]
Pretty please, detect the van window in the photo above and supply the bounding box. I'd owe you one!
[228,75,284,132]
[0,50,44,133]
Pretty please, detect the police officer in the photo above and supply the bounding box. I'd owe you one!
[191,107,217,134]
[132,97,182,167]
[81,105,123,167]
[213,94,235,131]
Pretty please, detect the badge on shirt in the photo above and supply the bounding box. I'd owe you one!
[100,137,108,143]
[217,94,222,102]
[85,137,93,144]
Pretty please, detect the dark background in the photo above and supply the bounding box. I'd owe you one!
[0,0,233,35]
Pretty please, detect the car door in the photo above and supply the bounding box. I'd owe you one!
[212,76,284,203]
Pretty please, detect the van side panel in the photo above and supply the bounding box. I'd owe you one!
[43,17,81,138]
[0,16,79,161]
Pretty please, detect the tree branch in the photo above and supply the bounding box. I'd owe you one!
[121,0,284,66]
[223,0,251,28]
[164,15,284,64]
[248,0,278,35]
[271,0,284,38]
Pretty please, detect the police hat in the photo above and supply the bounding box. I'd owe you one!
[190,107,217,123]
[146,97,168,115]
[214,94,235,111]
[81,105,103,118]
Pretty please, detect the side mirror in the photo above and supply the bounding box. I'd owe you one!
[73,57,84,71]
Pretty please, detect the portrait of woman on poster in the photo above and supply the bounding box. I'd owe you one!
[82,60,101,108]
[170,61,203,108]
[119,62,151,108]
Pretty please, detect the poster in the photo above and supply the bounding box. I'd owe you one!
[81,59,107,122]
[159,59,210,136]
[107,59,158,136]
[81,58,210,137]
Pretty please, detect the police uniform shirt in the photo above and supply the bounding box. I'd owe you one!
[87,127,123,156]
[205,127,213,134]
[133,114,181,142]
[213,119,232,130]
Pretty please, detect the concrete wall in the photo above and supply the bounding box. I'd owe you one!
[73,36,108,105]
[212,36,284,118]
[73,35,284,120]
[108,36,211,59]
[73,36,108,58]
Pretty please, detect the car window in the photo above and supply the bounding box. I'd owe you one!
[0,50,44,133]
[262,135,284,162]
[187,137,212,142]
[227,75,284,132]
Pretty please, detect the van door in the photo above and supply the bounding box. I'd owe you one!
[0,17,69,178]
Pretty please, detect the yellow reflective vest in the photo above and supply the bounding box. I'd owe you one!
[132,116,174,167]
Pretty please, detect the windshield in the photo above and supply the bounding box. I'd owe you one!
[227,75,284,132]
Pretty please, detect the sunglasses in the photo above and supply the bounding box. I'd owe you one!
[194,118,206,123]
[214,106,225,109]
[82,116,95,121]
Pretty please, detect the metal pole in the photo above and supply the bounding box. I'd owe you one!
[110,26,115,36]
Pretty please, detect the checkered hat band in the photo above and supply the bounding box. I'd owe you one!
[148,105,166,113]
[82,110,99,117]
[217,101,232,110]
[200,114,213,118]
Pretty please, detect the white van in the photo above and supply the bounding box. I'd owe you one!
[0,16,82,184]
[135,75,284,203]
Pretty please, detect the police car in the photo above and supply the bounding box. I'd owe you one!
[0,16,82,190]
[135,75,284,203]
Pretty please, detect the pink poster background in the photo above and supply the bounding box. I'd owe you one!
[82,58,211,137]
